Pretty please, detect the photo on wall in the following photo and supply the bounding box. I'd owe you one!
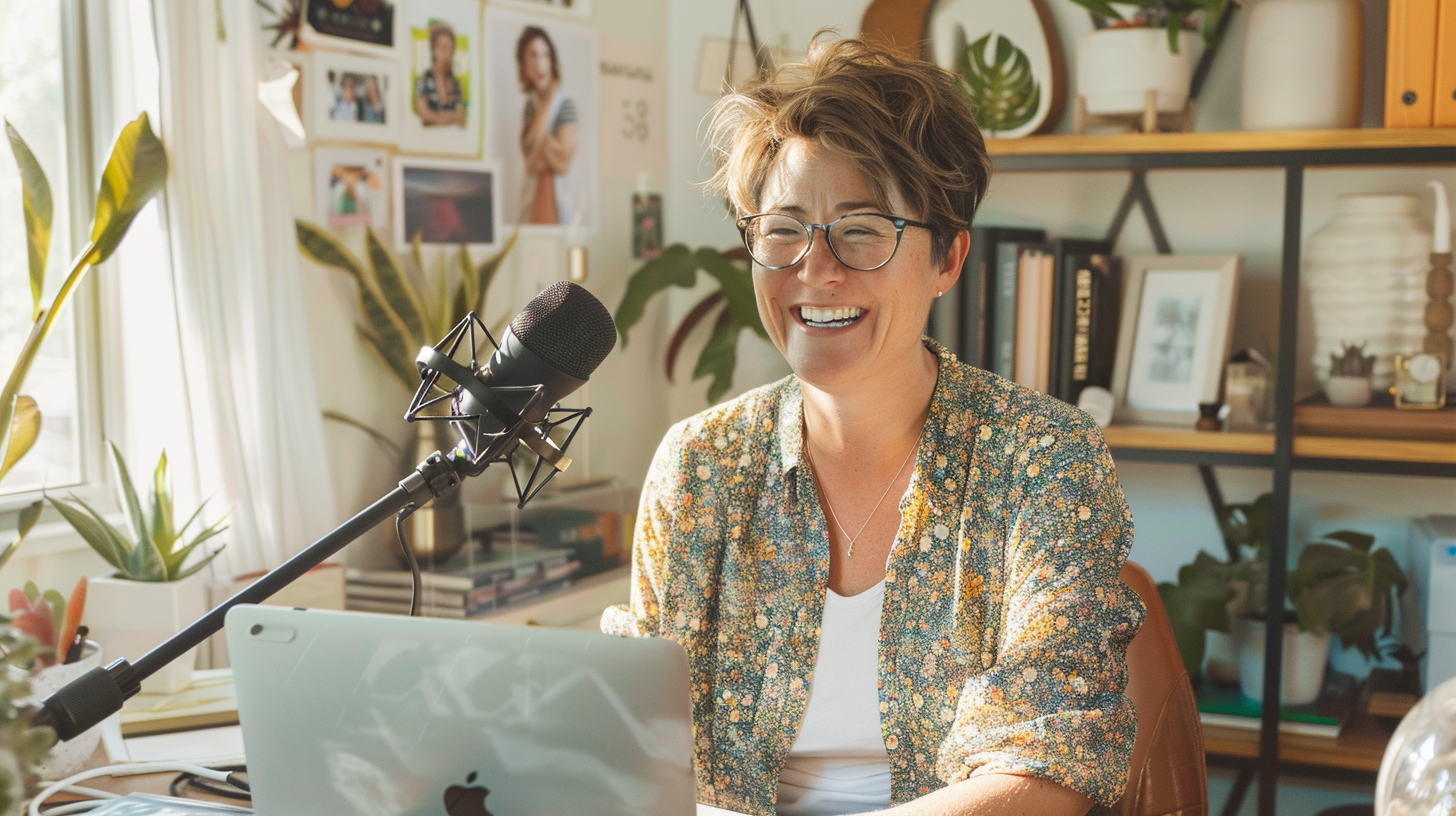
[398,0,482,157]
[302,0,395,52]
[486,6,598,232]
[314,147,390,232]
[392,156,498,248]
[494,0,592,18]
[308,51,401,144]
[632,193,662,259]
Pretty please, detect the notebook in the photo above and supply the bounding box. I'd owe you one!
[225,605,695,816]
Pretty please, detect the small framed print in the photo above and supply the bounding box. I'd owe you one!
[632,193,662,259]
[314,147,390,232]
[309,51,401,144]
[1111,254,1242,426]
[301,0,395,53]
[393,156,498,248]
[398,0,483,157]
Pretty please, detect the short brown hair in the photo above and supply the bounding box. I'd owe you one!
[516,26,561,92]
[705,35,990,262]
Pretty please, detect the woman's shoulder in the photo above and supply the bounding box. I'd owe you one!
[932,345,1103,450]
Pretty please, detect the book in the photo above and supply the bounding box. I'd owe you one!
[1195,674,1357,739]
[971,228,1047,378]
[1048,239,1118,403]
[119,668,239,737]
[345,545,576,593]
[1386,0,1440,128]
[347,559,582,617]
[1014,246,1045,389]
[1436,0,1456,126]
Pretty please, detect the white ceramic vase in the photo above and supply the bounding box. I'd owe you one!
[1324,375,1374,406]
[1077,28,1203,115]
[25,641,103,779]
[1305,194,1431,389]
[1237,618,1332,706]
[85,571,208,693]
[1241,0,1364,130]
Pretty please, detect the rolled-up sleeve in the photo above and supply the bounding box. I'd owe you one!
[601,428,681,639]
[935,421,1144,807]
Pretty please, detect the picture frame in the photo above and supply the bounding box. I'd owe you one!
[392,156,499,249]
[308,51,402,144]
[397,0,483,157]
[314,147,391,233]
[486,6,599,233]
[1110,254,1242,426]
[493,0,592,19]
[301,0,396,54]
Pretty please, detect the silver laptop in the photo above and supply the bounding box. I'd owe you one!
[225,605,695,816]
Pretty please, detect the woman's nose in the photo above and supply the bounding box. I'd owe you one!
[795,227,849,288]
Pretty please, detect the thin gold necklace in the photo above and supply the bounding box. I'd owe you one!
[804,435,919,558]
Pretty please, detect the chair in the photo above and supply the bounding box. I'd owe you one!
[1110,561,1208,816]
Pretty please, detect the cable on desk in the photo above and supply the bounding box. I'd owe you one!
[169,764,250,801]
[29,763,249,816]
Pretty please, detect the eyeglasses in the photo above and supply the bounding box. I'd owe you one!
[735,212,934,272]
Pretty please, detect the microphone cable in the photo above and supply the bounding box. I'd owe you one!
[395,507,423,617]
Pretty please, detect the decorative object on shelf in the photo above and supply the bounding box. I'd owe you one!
[295,222,516,565]
[1240,0,1363,131]
[925,0,1065,138]
[47,444,229,694]
[1196,401,1224,430]
[1224,348,1272,431]
[1393,352,1448,408]
[615,244,766,404]
[1111,254,1241,426]
[1076,385,1115,428]
[1066,0,1233,132]
[1235,615,1331,705]
[1305,193,1431,389]
[1324,341,1376,407]
[1424,180,1452,363]
[1375,673,1456,816]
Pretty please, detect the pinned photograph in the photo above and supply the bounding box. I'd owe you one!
[632,193,662,259]
[494,0,592,18]
[487,6,598,231]
[393,157,498,247]
[309,51,401,144]
[398,0,482,156]
[315,148,390,231]
[302,0,395,52]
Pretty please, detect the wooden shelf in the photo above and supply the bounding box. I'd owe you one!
[985,128,1456,157]
[1103,423,1456,473]
[1202,719,1390,774]
[1103,424,1274,455]
[1294,435,1456,465]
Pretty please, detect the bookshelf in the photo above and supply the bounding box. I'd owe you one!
[986,130,1456,816]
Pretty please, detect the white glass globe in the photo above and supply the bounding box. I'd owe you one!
[1377,674,1456,816]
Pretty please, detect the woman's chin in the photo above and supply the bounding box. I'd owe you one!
[785,344,867,389]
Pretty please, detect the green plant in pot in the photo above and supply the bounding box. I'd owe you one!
[0,627,59,812]
[47,443,228,694]
[295,223,515,565]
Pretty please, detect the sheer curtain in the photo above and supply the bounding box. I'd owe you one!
[139,0,338,574]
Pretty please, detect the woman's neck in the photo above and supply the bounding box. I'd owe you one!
[800,343,939,461]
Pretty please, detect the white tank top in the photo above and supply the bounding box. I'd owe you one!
[774,580,892,816]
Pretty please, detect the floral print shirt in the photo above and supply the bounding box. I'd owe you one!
[601,341,1143,816]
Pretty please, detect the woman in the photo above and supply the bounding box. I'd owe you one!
[516,25,577,224]
[414,23,465,127]
[361,75,386,124]
[602,36,1144,816]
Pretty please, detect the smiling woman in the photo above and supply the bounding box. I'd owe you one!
[601,34,1144,816]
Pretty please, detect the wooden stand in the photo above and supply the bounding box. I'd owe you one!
[1074,89,1195,134]
[1424,251,1453,361]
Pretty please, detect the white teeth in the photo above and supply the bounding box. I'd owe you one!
[800,306,864,326]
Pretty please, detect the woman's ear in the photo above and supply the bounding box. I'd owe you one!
[936,229,971,294]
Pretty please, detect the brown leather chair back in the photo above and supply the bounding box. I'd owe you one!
[1110,562,1208,816]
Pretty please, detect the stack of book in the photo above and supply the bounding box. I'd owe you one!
[1195,674,1357,738]
[346,545,581,619]
[930,226,1119,404]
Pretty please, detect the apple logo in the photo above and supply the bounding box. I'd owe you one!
[443,771,493,816]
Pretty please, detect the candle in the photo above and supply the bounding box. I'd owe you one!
[1431,180,1451,253]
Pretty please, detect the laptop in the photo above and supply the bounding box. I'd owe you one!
[225,605,696,816]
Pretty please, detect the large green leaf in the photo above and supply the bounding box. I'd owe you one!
[150,450,175,551]
[87,112,168,265]
[954,33,1040,135]
[0,395,40,482]
[0,500,43,575]
[46,495,130,571]
[615,244,699,346]
[358,324,417,391]
[694,249,766,340]
[296,220,367,279]
[6,121,52,319]
[365,228,427,348]
[126,533,167,582]
[1157,554,1235,678]
[693,313,742,404]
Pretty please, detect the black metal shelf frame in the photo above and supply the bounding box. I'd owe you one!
[989,139,1456,816]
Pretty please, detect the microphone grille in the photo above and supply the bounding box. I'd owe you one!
[510,281,618,380]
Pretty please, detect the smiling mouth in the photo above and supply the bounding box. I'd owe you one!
[797,306,866,329]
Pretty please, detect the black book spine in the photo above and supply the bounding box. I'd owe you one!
[960,227,997,366]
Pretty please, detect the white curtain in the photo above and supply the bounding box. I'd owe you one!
[143,0,338,574]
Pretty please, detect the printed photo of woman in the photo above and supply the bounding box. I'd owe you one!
[516,25,577,224]
[413,21,466,127]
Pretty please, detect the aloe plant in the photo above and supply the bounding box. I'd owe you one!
[295,223,516,392]
[615,244,765,404]
[954,32,1041,135]
[0,113,167,566]
[48,443,227,582]
[1067,0,1233,53]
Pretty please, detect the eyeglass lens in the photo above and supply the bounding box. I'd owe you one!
[743,214,901,270]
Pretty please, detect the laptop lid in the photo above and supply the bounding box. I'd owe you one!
[225,605,695,816]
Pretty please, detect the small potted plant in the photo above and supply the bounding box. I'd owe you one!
[0,627,60,814]
[47,443,228,694]
[1324,341,1375,407]
[1066,0,1234,123]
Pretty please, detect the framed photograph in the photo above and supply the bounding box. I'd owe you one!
[486,6,599,232]
[314,147,390,232]
[632,193,662,259]
[392,156,498,248]
[302,0,395,53]
[309,51,401,144]
[397,0,482,157]
[494,0,592,18]
[1110,255,1242,425]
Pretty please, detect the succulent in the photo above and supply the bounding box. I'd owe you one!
[1329,341,1375,378]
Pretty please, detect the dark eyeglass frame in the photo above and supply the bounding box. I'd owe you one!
[734,212,935,272]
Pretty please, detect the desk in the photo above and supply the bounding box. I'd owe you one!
[1203,715,1391,816]
[37,745,247,811]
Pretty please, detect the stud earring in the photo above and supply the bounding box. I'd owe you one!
[935,290,943,298]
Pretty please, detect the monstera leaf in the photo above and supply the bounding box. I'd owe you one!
[954,32,1041,135]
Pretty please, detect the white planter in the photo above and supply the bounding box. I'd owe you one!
[1305,194,1432,388]
[24,641,103,779]
[86,571,208,693]
[1237,618,1331,706]
[1205,629,1242,685]
[1077,28,1203,115]
[1324,375,1374,406]
[1241,0,1364,130]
